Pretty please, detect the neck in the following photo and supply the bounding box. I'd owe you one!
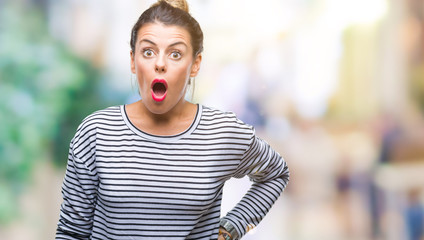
[143,99,191,124]
[127,99,197,136]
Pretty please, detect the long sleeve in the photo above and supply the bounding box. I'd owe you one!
[56,122,98,240]
[222,132,289,239]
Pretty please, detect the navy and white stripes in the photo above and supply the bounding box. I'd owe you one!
[56,105,289,240]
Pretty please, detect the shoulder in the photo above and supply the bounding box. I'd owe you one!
[80,105,121,126]
[200,105,255,135]
[69,106,121,165]
[81,105,122,124]
[73,105,122,142]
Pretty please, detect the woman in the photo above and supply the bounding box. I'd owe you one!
[55,1,289,239]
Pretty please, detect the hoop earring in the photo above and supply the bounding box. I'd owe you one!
[131,73,139,94]
[189,77,196,101]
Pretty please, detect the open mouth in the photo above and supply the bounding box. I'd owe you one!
[151,79,168,102]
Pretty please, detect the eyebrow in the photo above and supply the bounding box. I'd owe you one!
[138,39,187,48]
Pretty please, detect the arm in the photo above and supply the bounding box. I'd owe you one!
[221,133,290,239]
[56,128,98,239]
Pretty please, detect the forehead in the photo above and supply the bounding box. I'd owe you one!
[137,22,191,46]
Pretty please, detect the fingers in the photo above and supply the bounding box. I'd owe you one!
[218,227,231,240]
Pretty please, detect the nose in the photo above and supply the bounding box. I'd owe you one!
[155,55,167,73]
[156,65,166,73]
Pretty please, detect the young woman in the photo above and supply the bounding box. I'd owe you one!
[55,1,289,239]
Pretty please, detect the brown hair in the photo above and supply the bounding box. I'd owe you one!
[130,0,203,57]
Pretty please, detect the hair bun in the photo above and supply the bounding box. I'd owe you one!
[158,0,189,13]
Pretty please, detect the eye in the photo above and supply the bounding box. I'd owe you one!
[143,49,154,58]
[170,51,181,60]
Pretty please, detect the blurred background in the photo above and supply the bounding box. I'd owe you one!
[1,0,424,239]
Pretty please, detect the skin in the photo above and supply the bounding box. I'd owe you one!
[128,22,201,136]
[127,21,231,239]
[218,235,226,240]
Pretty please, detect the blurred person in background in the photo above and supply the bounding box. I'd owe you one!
[55,0,289,239]
[405,189,424,240]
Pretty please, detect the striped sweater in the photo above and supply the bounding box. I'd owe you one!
[56,104,289,240]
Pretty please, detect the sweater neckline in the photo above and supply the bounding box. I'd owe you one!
[120,104,202,142]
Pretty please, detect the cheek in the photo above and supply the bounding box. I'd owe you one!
[135,60,151,82]
[172,67,191,90]
[173,62,193,81]
[135,58,147,73]
[134,68,152,95]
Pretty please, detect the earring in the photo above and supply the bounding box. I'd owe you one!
[189,77,194,85]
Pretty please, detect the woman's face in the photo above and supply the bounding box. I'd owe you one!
[131,22,201,115]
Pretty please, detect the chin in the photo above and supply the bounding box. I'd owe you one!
[144,100,172,115]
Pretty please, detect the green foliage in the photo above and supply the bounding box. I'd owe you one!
[0,2,109,224]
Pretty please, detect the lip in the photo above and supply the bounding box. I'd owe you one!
[151,79,168,102]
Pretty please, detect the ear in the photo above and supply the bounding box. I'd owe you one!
[190,54,202,77]
[130,50,136,74]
